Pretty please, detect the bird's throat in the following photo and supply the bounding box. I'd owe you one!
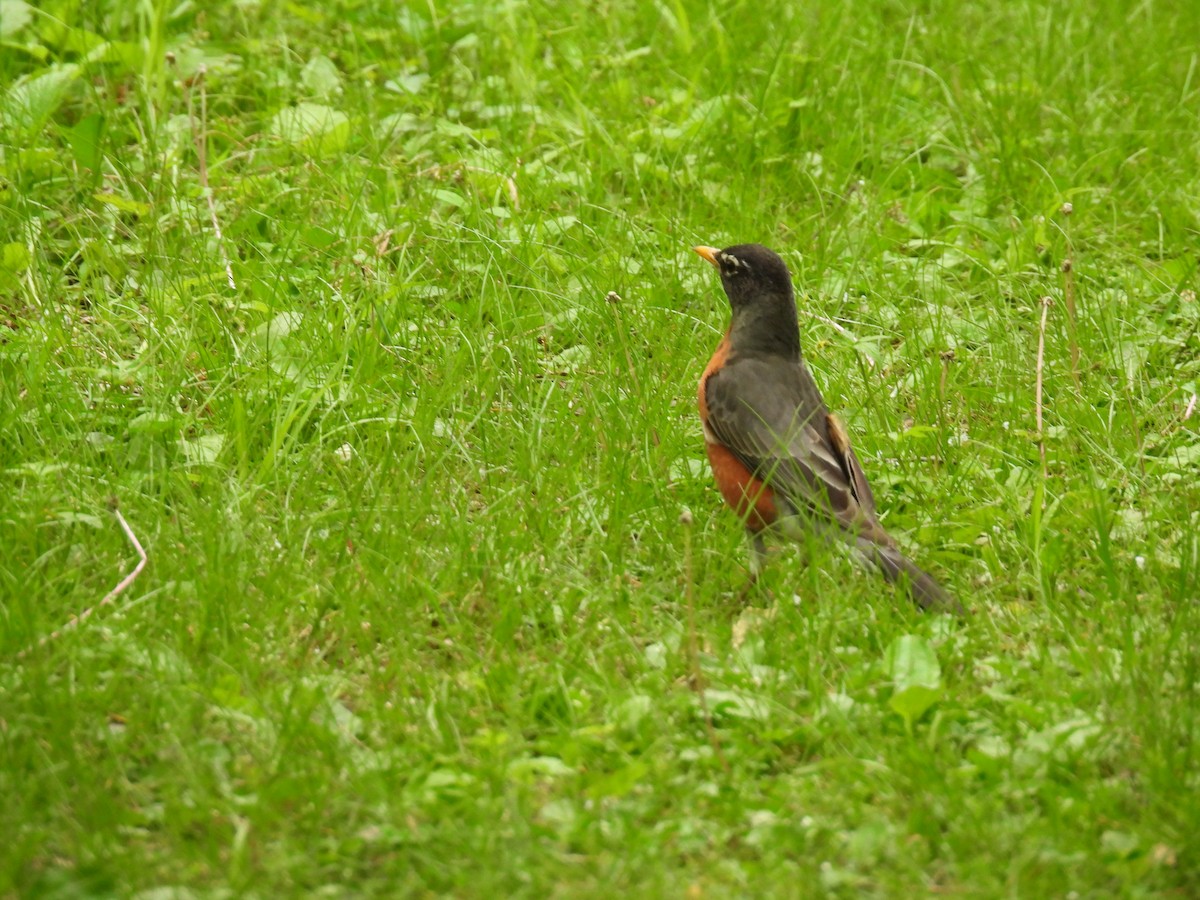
[728,300,801,360]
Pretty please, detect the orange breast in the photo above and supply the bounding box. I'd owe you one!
[698,333,777,533]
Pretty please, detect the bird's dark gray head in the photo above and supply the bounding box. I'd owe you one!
[694,242,800,357]
[694,243,795,310]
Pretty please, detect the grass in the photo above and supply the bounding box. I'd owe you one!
[2,0,1199,894]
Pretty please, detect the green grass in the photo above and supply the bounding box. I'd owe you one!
[2,0,1199,894]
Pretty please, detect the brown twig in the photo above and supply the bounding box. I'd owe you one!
[939,349,954,403]
[18,502,148,658]
[186,65,237,291]
[1035,296,1052,477]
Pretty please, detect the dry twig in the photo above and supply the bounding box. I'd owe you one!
[18,502,148,659]
[1035,296,1052,477]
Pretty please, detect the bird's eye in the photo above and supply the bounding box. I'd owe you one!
[719,253,746,274]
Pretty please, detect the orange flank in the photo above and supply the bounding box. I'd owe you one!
[705,441,778,532]
[696,332,729,422]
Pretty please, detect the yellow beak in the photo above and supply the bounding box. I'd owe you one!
[693,245,720,267]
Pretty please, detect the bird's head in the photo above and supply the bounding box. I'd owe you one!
[693,243,795,310]
[694,242,800,357]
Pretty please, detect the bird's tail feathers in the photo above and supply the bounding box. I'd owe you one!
[864,541,965,616]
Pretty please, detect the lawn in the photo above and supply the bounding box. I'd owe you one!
[2,0,1199,895]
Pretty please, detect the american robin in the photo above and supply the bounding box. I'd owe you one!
[693,243,963,614]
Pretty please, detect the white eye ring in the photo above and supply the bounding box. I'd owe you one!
[719,253,747,271]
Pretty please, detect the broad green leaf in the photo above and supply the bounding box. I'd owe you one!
[1,242,30,274]
[885,634,942,688]
[888,684,942,730]
[542,215,579,236]
[660,94,730,142]
[385,73,428,95]
[585,760,648,798]
[884,634,943,730]
[376,112,425,136]
[968,735,1012,775]
[643,642,668,669]
[300,55,341,97]
[254,311,303,343]
[704,689,772,722]
[1,63,80,139]
[1100,830,1140,860]
[179,433,226,465]
[8,461,69,477]
[1023,715,1103,757]
[539,799,576,829]
[545,344,591,373]
[54,512,104,529]
[62,29,109,59]
[613,694,653,731]
[128,412,177,434]
[1159,441,1200,473]
[95,191,150,217]
[0,0,32,37]
[68,113,105,174]
[269,102,350,156]
[9,147,60,179]
[667,457,707,483]
[432,188,467,208]
[421,768,474,800]
[506,756,575,780]
[300,225,337,249]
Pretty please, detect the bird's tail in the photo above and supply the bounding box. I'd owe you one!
[864,541,965,615]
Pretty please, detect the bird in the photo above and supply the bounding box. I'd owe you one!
[693,242,963,614]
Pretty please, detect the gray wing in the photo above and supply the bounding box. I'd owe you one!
[705,356,888,542]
